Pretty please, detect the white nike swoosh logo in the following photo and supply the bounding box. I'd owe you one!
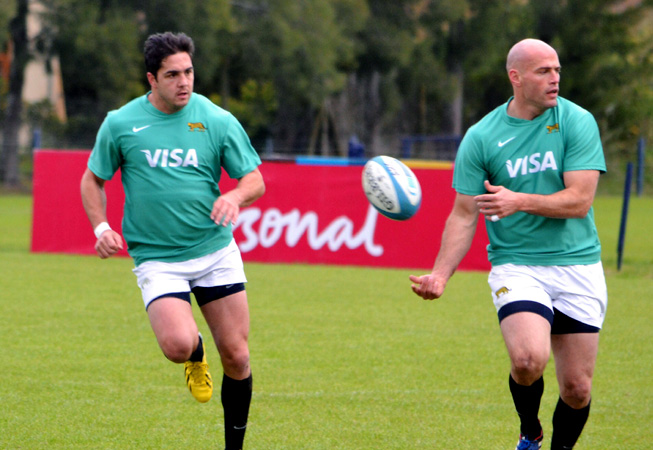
[498,137,516,147]
[132,125,151,133]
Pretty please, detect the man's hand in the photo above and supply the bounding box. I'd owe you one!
[474,180,522,221]
[95,229,123,259]
[211,168,265,227]
[409,273,446,300]
[211,191,243,227]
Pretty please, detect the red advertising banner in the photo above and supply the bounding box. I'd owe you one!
[31,150,490,271]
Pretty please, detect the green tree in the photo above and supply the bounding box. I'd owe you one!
[231,0,368,155]
[461,0,535,124]
[543,0,652,179]
[0,0,28,187]
[2,0,649,186]
[44,0,235,147]
[347,0,476,152]
[47,0,143,147]
[136,0,236,97]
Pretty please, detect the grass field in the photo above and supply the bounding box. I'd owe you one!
[0,194,651,449]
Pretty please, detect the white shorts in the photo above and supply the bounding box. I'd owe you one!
[133,239,247,308]
[488,262,607,329]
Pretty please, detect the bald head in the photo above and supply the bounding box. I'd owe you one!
[504,39,561,119]
[506,39,558,73]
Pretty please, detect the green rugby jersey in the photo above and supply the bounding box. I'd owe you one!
[88,92,261,266]
[453,96,606,266]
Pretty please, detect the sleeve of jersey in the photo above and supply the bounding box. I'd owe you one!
[87,115,122,181]
[220,114,262,179]
[563,110,606,173]
[452,131,488,195]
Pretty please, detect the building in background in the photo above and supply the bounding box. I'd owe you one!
[0,0,66,151]
[22,1,66,123]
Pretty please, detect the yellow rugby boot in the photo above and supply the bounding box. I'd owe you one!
[184,334,213,403]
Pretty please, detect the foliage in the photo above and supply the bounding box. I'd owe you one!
[136,0,236,96]
[0,0,651,190]
[45,0,144,144]
[210,79,278,141]
[230,0,369,153]
[0,3,14,51]
[542,0,652,183]
[0,0,28,187]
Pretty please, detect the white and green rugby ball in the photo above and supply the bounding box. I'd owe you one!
[362,156,422,221]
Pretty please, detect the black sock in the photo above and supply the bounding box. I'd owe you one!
[222,373,253,450]
[509,374,544,440]
[551,397,591,450]
[188,334,204,362]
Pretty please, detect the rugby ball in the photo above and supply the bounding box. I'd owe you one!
[362,156,422,220]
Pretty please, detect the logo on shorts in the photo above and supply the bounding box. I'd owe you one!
[495,286,511,298]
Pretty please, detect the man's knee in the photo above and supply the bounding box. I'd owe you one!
[559,378,592,408]
[500,309,552,384]
[510,350,548,384]
[159,334,196,363]
[219,344,250,374]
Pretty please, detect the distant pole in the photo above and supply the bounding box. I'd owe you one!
[33,128,42,150]
[401,138,411,159]
[636,137,645,197]
[617,162,634,271]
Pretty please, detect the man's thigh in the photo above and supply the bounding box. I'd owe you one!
[551,333,599,393]
[501,312,552,368]
[201,290,250,378]
[200,290,250,351]
[147,296,199,361]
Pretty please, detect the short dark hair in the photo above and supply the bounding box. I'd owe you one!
[144,32,195,77]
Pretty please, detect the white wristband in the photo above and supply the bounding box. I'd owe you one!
[94,222,112,239]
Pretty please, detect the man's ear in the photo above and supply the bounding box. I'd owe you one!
[146,71,157,87]
[508,69,521,87]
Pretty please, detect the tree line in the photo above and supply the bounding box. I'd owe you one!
[1,0,651,188]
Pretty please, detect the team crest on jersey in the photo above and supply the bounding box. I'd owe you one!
[546,123,560,134]
[188,122,207,132]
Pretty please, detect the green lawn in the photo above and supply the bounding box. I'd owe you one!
[0,195,650,449]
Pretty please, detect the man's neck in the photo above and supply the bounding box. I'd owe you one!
[506,98,546,121]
